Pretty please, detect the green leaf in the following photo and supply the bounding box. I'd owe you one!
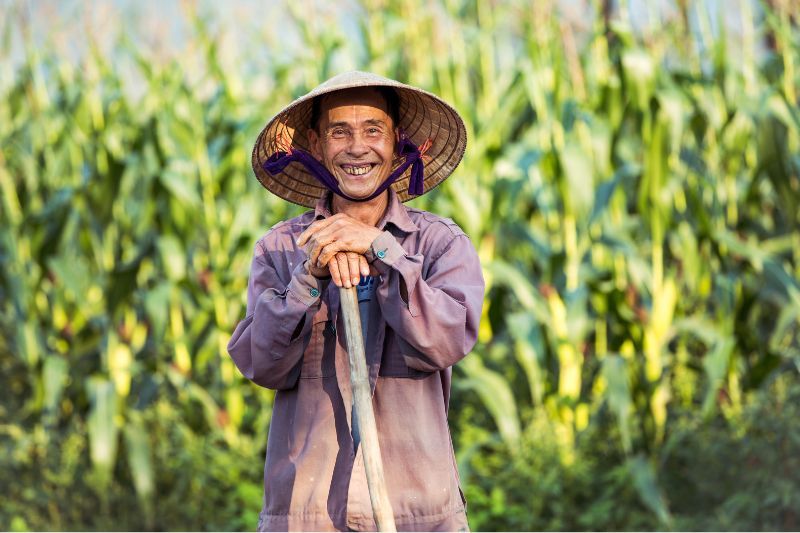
[507,312,546,407]
[42,355,68,413]
[487,259,548,321]
[702,338,735,416]
[86,376,119,488]
[628,454,672,527]
[621,49,655,110]
[144,281,171,339]
[560,143,594,216]
[458,355,521,452]
[157,235,186,281]
[124,414,155,527]
[602,355,632,454]
[48,252,92,301]
[589,163,639,224]
[159,161,200,206]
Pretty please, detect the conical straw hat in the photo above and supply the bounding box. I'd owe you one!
[252,71,467,208]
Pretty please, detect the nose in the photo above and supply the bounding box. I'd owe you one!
[346,131,370,158]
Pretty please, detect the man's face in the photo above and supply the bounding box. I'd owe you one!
[308,88,397,200]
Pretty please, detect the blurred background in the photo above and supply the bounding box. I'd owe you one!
[1,0,799,530]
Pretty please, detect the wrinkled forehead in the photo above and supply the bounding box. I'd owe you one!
[311,87,397,131]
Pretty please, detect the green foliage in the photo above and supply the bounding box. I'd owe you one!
[661,375,800,531]
[1,0,799,530]
[455,377,800,531]
[1,393,265,531]
[456,409,659,531]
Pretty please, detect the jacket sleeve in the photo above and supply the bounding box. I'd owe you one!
[227,240,328,390]
[369,227,485,372]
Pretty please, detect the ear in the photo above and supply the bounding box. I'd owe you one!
[307,128,322,159]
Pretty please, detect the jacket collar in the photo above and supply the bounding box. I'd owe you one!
[313,189,419,234]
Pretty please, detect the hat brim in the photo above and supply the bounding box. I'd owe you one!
[251,72,467,208]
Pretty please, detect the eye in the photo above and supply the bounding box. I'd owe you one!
[366,127,381,135]
[330,128,347,138]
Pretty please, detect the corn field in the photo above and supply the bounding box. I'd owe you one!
[1,0,799,530]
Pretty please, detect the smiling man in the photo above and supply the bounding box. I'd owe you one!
[227,72,484,531]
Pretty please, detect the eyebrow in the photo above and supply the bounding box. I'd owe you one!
[325,119,388,131]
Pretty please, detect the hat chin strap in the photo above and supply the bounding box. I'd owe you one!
[262,133,426,202]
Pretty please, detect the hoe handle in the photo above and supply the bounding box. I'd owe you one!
[339,286,396,532]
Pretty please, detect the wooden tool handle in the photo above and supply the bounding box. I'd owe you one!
[339,286,397,532]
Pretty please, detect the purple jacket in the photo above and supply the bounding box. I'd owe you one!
[227,190,485,531]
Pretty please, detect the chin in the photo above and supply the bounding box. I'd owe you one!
[340,190,377,200]
[337,181,383,200]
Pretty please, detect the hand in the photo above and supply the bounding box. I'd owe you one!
[297,213,382,274]
[305,258,332,280]
[305,253,370,288]
[329,252,371,288]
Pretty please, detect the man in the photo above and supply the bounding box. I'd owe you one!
[227,71,484,531]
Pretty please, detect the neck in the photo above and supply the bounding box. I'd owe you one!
[331,190,389,227]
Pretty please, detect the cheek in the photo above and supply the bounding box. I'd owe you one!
[380,140,396,161]
[323,146,341,163]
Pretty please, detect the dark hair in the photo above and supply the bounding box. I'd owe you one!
[309,86,400,132]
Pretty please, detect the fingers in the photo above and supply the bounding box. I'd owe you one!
[346,252,361,287]
[297,214,346,246]
[299,216,382,259]
[305,239,320,268]
[317,241,343,268]
[305,231,338,267]
[326,252,369,288]
[297,218,331,247]
[328,252,353,288]
[301,221,348,266]
[327,253,344,287]
[298,214,375,250]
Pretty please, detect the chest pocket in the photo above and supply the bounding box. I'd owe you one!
[300,309,336,378]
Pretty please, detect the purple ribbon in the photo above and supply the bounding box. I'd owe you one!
[262,134,426,202]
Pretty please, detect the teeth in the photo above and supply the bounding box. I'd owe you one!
[343,164,372,176]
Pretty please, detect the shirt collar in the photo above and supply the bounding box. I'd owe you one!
[313,189,420,234]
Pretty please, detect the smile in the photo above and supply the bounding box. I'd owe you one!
[341,163,376,176]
